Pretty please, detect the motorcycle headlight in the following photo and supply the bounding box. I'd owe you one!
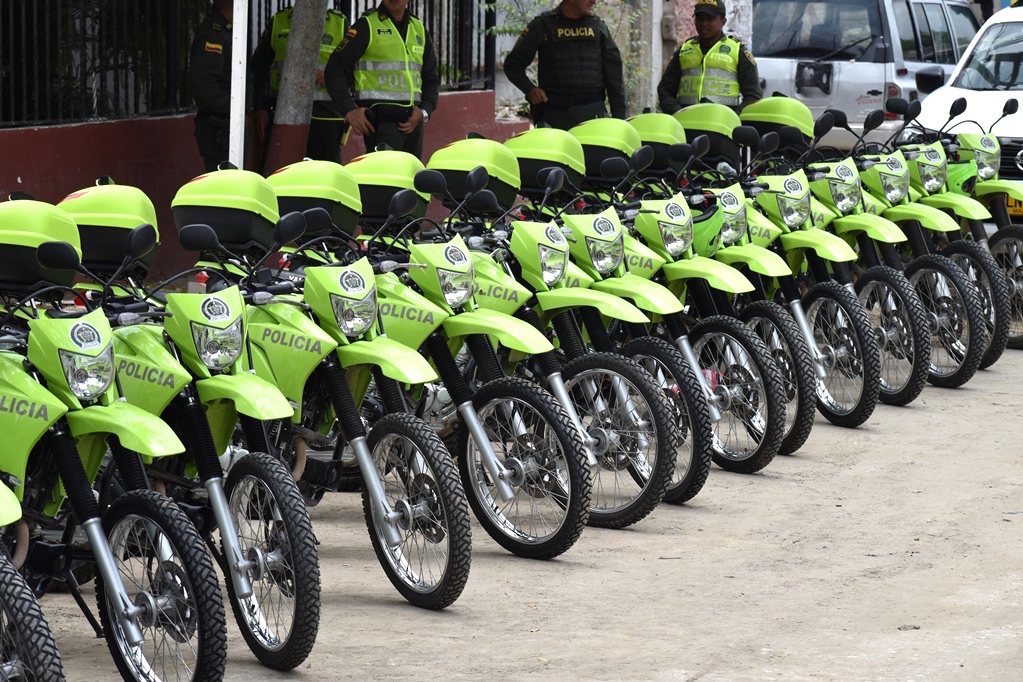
[919,161,947,192]
[59,343,114,400]
[974,148,1000,181]
[586,234,624,274]
[719,206,747,245]
[778,193,810,227]
[538,245,567,286]
[879,172,909,203]
[829,179,861,214]
[330,287,377,337]
[658,218,694,257]
[437,264,474,308]
[191,317,244,370]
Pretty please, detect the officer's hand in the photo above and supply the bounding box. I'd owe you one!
[399,107,424,134]
[346,107,374,136]
[252,109,270,146]
[315,68,326,88]
[526,88,548,105]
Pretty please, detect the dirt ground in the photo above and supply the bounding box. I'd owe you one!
[50,351,1023,681]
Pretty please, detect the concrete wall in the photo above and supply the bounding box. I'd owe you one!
[0,90,528,279]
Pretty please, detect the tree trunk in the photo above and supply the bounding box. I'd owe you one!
[263,0,330,174]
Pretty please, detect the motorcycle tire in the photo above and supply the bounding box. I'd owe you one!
[364,413,472,610]
[803,280,882,428]
[738,300,817,455]
[0,555,64,681]
[905,254,985,389]
[688,315,787,473]
[854,266,931,407]
[223,451,322,668]
[620,336,714,505]
[943,238,1012,369]
[452,376,590,558]
[97,489,228,682]
[988,225,1023,349]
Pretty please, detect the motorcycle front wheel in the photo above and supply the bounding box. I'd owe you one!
[223,451,322,668]
[988,225,1023,349]
[0,555,64,681]
[453,376,590,559]
[688,315,787,473]
[97,489,228,682]
[855,266,930,407]
[803,281,882,428]
[905,254,985,389]
[942,238,1011,369]
[364,412,472,610]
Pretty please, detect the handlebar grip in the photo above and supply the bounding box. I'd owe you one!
[266,282,295,295]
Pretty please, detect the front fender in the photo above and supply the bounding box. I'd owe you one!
[589,273,685,314]
[195,373,293,421]
[0,485,20,526]
[831,213,907,244]
[442,308,554,354]
[779,229,858,263]
[337,336,439,384]
[918,193,991,220]
[661,254,756,293]
[883,203,960,233]
[534,288,649,323]
[976,179,1023,203]
[66,401,185,458]
[713,244,791,278]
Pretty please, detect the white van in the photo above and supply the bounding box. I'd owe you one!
[752,0,980,147]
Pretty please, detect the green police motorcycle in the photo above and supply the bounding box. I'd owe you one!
[0,481,64,681]
[179,167,472,610]
[59,178,322,671]
[0,199,227,682]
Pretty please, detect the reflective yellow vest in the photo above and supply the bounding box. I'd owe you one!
[269,9,347,103]
[354,12,426,107]
[676,36,741,107]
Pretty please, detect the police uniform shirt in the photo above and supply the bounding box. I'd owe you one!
[323,5,440,117]
[503,7,627,118]
[657,36,761,113]
[250,9,347,119]
[188,9,234,116]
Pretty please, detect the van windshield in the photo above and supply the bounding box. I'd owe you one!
[753,0,882,60]
[953,21,1023,91]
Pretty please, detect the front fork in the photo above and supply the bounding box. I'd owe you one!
[321,357,413,545]
[176,389,256,600]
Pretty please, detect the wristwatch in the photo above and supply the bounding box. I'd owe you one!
[422,109,430,123]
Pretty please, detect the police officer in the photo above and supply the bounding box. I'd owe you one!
[657,0,761,114]
[503,0,627,130]
[250,6,348,164]
[187,0,235,171]
[323,0,439,160]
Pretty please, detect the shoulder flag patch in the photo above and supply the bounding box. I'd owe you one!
[205,41,223,54]
[345,27,357,38]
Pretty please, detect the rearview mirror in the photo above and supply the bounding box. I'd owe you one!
[759,131,779,155]
[1005,99,1019,116]
[273,211,306,247]
[862,109,886,134]
[905,99,922,122]
[539,167,566,194]
[950,97,967,118]
[691,135,710,158]
[414,169,449,196]
[732,126,761,150]
[668,143,692,163]
[813,112,834,140]
[825,108,850,129]
[915,65,946,94]
[885,98,908,116]
[302,207,334,235]
[178,224,222,252]
[599,157,629,179]
[467,189,500,213]
[387,188,420,221]
[779,126,805,146]
[630,145,655,172]
[465,166,490,195]
[124,223,157,261]
[36,241,81,271]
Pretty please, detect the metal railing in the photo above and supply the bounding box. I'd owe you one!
[1,0,496,129]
